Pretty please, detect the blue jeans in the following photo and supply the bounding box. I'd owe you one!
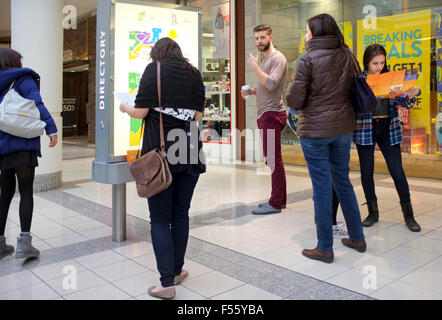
[300,132,365,253]
[356,118,410,203]
[147,172,200,287]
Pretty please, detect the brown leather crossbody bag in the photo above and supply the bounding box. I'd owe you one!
[129,61,172,198]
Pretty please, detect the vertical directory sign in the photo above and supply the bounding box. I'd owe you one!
[95,0,112,163]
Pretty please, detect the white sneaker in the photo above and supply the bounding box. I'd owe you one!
[333,224,349,239]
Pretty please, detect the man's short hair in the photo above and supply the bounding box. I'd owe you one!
[253,24,272,35]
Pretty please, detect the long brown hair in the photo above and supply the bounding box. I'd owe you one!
[150,38,200,78]
[0,48,22,71]
[363,44,389,73]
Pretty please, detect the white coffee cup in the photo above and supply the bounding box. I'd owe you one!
[241,85,251,99]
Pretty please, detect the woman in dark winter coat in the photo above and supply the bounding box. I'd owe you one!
[120,38,205,299]
[286,14,366,263]
[0,48,58,260]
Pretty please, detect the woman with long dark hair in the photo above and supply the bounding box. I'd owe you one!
[354,44,421,232]
[120,38,205,299]
[0,48,58,260]
[286,14,366,263]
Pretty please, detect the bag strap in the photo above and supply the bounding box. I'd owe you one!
[9,81,16,91]
[136,120,145,159]
[157,61,165,152]
[135,61,165,159]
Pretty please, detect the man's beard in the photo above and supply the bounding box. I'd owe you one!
[257,42,270,52]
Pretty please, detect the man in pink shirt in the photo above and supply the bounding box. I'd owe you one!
[242,24,288,215]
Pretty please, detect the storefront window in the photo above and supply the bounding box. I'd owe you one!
[189,0,232,144]
[260,0,441,155]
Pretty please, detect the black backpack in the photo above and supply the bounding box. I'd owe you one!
[349,53,377,114]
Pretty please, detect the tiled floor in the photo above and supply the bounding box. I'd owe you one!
[0,142,441,300]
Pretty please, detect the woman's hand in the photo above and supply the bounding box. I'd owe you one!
[406,87,420,99]
[119,102,129,113]
[49,135,58,148]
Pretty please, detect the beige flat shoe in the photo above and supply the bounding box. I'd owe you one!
[174,269,189,285]
[147,285,176,300]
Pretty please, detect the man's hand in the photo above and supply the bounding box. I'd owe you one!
[49,135,58,148]
[240,88,256,100]
[247,53,259,70]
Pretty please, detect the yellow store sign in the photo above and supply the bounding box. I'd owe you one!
[357,10,432,133]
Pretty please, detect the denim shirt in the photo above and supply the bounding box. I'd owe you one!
[352,70,416,146]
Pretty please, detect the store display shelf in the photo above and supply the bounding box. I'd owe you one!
[202,117,230,121]
[205,91,230,95]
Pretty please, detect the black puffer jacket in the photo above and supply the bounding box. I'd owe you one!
[285,35,356,138]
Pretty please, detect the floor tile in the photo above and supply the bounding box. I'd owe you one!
[423,228,442,241]
[211,284,282,300]
[0,270,42,295]
[44,232,88,248]
[229,239,282,257]
[78,226,113,239]
[74,250,127,269]
[398,268,442,294]
[382,246,440,266]
[420,256,442,272]
[92,260,148,282]
[41,210,84,222]
[54,214,93,227]
[113,271,160,297]
[31,226,76,240]
[180,259,214,281]
[289,260,350,281]
[131,253,158,272]
[366,229,420,245]
[113,241,154,258]
[67,220,107,232]
[0,283,60,300]
[257,247,306,268]
[64,283,131,300]
[370,280,442,300]
[402,237,442,255]
[182,271,244,298]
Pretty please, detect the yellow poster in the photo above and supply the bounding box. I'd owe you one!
[357,10,432,133]
[298,21,353,55]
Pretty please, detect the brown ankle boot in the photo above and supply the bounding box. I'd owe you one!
[302,248,334,263]
[341,239,367,253]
